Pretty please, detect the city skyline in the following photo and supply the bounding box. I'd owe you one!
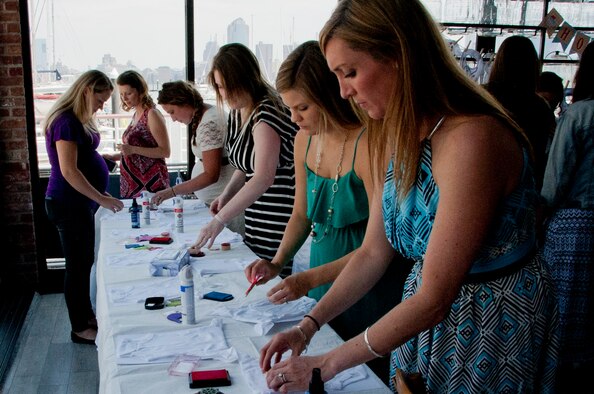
[28,0,336,72]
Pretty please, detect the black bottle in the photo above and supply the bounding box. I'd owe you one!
[307,368,326,394]
[130,198,140,228]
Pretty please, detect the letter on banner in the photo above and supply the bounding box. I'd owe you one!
[570,32,592,58]
[554,22,576,52]
[539,8,563,38]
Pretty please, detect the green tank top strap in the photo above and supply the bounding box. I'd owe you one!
[305,135,313,170]
[350,127,366,170]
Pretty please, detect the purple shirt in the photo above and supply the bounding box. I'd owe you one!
[45,110,109,209]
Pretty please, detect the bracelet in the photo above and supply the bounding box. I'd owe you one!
[303,314,321,331]
[170,187,176,197]
[294,325,309,353]
[213,214,226,226]
[364,326,386,358]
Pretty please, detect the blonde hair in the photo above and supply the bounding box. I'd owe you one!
[116,70,154,112]
[320,0,519,197]
[276,40,361,135]
[44,70,113,136]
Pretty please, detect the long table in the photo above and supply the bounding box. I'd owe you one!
[95,199,390,393]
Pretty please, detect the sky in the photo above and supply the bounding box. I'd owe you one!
[28,0,337,71]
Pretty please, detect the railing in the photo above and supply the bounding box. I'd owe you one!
[36,112,189,175]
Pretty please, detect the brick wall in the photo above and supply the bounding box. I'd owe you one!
[0,0,40,288]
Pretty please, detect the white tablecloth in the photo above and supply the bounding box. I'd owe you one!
[95,200,390,394]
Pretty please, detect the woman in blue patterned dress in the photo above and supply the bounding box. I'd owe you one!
[541,41,594,391]
[259,0,559,392]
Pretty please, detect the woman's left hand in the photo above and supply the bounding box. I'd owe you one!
[193,218,225,249]
[265,355,330,393]
[267,273,310,304]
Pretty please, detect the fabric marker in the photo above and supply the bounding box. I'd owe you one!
[245,274,263,297]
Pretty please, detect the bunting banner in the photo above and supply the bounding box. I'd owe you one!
[570,31,591,57]
[539,8,563,38]
[554,22,576,52]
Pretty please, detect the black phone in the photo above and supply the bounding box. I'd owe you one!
[202,291,233,302]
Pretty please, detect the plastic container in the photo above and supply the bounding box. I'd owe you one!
[179,265,196,324]
[174,197,184,233]
[130,198,140,228]
[175,170,183,186]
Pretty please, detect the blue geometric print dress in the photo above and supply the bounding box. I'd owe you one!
[382,137,559,393]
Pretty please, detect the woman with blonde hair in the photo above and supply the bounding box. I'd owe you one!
[106,70,170,198]
[260,0,558,392]
[45,70,124,344]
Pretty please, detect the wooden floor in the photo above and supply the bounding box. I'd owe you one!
[1,293,99,394]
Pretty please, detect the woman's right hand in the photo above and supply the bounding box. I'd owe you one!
[245,259,282,286]
[260,326,309,372]
[99,195,124,213]
[151,188,174,206]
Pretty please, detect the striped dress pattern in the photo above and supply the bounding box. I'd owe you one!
[382,139,559,393]
[226,98,298,275]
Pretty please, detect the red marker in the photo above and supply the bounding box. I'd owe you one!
[245,274,263,297]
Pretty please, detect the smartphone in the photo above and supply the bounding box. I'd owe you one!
[202,291,234,302]
[189,369,231,389]
[149,236,173,244]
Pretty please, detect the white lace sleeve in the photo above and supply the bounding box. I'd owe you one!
[196,109,226,152]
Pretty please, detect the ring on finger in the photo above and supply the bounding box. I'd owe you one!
[283,296,288,304]
[278,372,287,384]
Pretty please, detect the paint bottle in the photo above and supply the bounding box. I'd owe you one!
[179,265,195,324]
[306,368,326,394]
[174,197,184,233]
[142,192,151,225]
[130,198,140,228]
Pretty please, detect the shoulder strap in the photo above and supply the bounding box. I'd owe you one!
[351,127,367,168]
[427,116,446,140]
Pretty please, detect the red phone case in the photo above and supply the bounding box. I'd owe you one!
[188,369,231,388]
[149,236,173,244]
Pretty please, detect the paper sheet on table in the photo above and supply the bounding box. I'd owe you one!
[175,227,244,246]
[115,318,237,364]
[210,297,317,335]
[238,352,368,393]
[158,199,206,212]
[105,249,157,267]
[191,256,255,277]
[106,276,179,304]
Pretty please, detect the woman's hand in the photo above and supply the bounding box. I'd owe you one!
[265,354,332,393]
[117,143,135,156]
[209,193,230,215]
[260,326,309,372]
[193,218,225,249]
[267,272,310,304]
[102,152,120,161]
[152,188,175,206]
[98,195,124,213]
[245,259,282,286]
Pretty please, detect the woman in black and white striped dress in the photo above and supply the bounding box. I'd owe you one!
[194,43,298,277]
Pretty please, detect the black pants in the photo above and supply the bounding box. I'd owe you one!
[45,198,96,332]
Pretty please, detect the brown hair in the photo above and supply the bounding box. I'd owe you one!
[116,70,154,111]
[276,40,360,134]
[208,43,283,113]
[158,80,205,142]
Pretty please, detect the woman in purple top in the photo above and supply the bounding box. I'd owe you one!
[45,70,124,345]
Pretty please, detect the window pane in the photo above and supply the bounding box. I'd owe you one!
[194,0,336,87]
[30,0,186,171]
